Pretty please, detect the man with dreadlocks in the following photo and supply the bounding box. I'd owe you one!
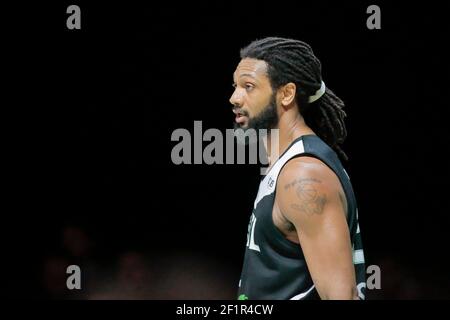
[231,37,365,300]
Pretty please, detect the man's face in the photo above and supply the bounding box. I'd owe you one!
[230,58,278,131]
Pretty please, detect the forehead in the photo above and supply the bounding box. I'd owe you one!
[233,58,268,80]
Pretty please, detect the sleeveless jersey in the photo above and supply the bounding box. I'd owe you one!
[237,134,366,300]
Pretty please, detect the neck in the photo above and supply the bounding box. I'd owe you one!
[263,110,315,168]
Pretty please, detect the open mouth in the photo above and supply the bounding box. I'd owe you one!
[235,112,247,124]
[234,109,248,124]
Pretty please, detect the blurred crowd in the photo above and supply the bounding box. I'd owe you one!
[40,225,449,299]
[41,225,236,299]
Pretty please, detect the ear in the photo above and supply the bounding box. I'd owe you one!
[280,82,297,107]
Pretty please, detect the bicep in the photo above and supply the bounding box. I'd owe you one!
[296,203,356,299]
[277,165,357,299]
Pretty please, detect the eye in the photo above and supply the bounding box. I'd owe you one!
[245,83,255,91]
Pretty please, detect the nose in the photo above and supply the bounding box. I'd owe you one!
[229,88,243,107]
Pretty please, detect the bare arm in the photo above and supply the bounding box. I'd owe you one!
[277,157,358,300]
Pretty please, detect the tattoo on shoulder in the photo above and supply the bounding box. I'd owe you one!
[284,178,327,216]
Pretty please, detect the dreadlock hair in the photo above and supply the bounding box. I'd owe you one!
[240,37,348,161]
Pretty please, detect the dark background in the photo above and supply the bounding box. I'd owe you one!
[4,1,449,299]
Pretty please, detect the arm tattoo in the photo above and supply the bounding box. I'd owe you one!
[285,178,327,216]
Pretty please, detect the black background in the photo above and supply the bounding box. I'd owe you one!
[4,1,450,299]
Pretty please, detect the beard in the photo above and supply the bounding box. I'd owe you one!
[233,94,278,146]
[233,94,278,132]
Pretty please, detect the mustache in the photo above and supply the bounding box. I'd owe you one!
[232,107,249,116]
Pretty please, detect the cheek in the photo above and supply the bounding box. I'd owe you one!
[251,95,272,115]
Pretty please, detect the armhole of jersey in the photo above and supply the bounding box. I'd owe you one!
[271,152,351,250]
[267,153,316,252]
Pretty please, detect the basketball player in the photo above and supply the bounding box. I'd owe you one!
[231,37,365,300]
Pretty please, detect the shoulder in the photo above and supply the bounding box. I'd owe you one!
[276,156,345,228]
[277,156,341,195]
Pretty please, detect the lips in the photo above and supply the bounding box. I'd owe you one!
[234,110,247,124]
[233,109,248,124]
[235,114,247,124]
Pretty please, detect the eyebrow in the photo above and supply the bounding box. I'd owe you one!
[233,73,258,83]
[239,73,257,79]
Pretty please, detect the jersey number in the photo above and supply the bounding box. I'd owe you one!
[246,213,260,252]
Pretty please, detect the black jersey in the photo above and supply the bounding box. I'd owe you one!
[237,134,366,300]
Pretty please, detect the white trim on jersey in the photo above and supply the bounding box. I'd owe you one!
[357,282,366,300]
[253,139,305,209]
[289,285,316,300]
[353,249,365,264]
[343,168,350,180]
